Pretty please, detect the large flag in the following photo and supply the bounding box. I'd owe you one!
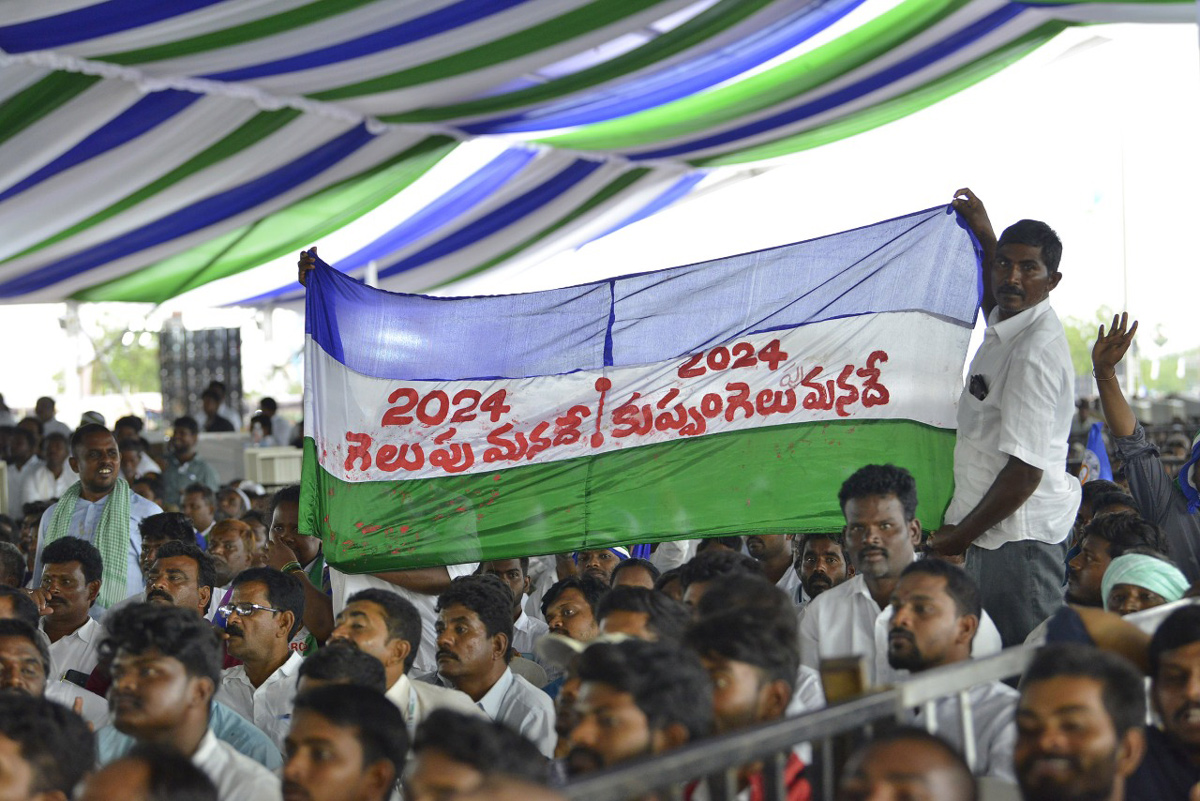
[301,205,981,572]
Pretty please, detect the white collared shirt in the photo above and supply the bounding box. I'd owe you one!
[907,680,1018,781]
[19,462,76,507]
[7,455,42,517]
[775,567,801,604]
[385,673,483,744]
[474,666,556,758]
[44,614,102,677]
[799,573,1003,686]
[45,678,109,729]
[216,651,303,751]
[192,728,282,801]
[946,301,1081,548]
[513,607,549,658]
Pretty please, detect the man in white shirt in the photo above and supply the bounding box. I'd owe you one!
[886,559,1017,782]
[19,431,75,507]
[790,532,853,614]
[0,694,93,801]
[746,533,800,599]
[183,483,217,546]
[479,557,548,659]
[799,464,1001,687]
[36,536,104,677]
[435,575,556,757]
[283,684,407,801]
[5,426,41,518]
[217,567,306,750]
[34,396,72,440]
[326,587,483,744]
[929,190,1081,647]
[103,603,281,801]
[0,616,109,729]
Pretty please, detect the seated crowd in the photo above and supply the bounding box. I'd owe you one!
[2,192,1200,801]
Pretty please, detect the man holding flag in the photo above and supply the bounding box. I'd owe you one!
[928,189,1080,647]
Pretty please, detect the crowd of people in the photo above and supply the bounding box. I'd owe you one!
[0,189,1198,800]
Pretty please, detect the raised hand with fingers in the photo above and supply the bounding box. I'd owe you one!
[1092,312,1138,380]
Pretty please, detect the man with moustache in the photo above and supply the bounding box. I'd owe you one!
[31,424,162,615]
[217,567,306,750]
[101,603,280,801]
[138,512,196,582]
[572,547,629,584]
[799,464,1001,685]
[208,519,257,620]
[542,574,609,644]
[36,536,104,677]
[746,533,801,597]
[886,559,1017,781]
[930,190,1081,647]
[0,616,109,729]
[0,694,94,801]
[1126,605,1200,797]
[791,533,852,614]
[1014,644,1145,801]
[480,557,549,659]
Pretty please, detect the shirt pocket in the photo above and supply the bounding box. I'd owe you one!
[956,387,989,441]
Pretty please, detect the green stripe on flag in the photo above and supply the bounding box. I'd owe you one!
[311,0,677,101]
[537,0,973,152]
[74,135,457,302]
[382,0,777,123]
[692,23,1065,166]
[301,419,956,572]
[0,73,102,149]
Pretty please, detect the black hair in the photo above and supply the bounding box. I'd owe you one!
[153,541,218,611]
[577,639,713,740]
[231,567,306,638]
[183,483,216,507]
[299,643,388,693]
[293,685,409,779]
[685,609,799,690]
[260,397,278,414]
[1149,605,1200,677]
[114,416,145,434]
[0,618,51,677]
[1020,643,1145,736]
[41,431,67,449]
[69,423,113,453]
[997,219,1063,273]
[0,542,25,587]
[695,536,744,553]
[42,536,103,584]
[844,726,977,801]
[270,484,301,522]
[838,464,918,521]
[0,694,94,794]
[9,427,34,451]
[678,548,763,591]
[347,589,423,674]
[796,531,848,553]
[140,512,196,544]
[118,436,144,454]
[0,586,39,627]
[611,557,661,585]
[133,475,164,502]
[21,500,52,520]
[240,510,267,529]
[200,388,221,403]
[173,416,200,435]
[18,417,43,437]
[436,575,514,660]
[597,586,691,644]
[654,567,683,592]
[694,574,794,626]
[414,709,548,784]
[1080,479,1122,507]
[99,603,223,688]
[1084,511,1168,557]
[541,574,610,619]
[1092,491,1139,517]
[898,559,982,619]
[121,744,218,801]
[250,413,273,436]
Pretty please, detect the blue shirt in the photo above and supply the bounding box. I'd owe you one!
[33,489,161,616]
[96,701,284,770]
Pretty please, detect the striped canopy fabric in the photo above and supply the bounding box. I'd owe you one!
[0,0,1188,305]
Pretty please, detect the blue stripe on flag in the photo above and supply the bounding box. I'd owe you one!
[0,90,201,205]
[0,124,376,298]
[627,4,1025,160]
[0,0,220,51]
[202,0,530,81]
[305,204,980,381]
[376,158,605,281]
[463,0,867,134]
[581,172,706,246]
[1085,422,1114,482]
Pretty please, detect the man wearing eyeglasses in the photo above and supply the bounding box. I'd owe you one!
[216,566,306,751]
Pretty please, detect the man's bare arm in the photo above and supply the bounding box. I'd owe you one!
[929,455,1042,556]
[952,188,998,318]
[372,566,455,596]
[1091,313,1139,438]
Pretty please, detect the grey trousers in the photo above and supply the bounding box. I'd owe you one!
[965,538,1068,648]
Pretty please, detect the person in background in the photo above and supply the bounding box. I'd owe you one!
[838,727,977,801]
[20,431,75,507]
[162,416,220,508]
[479,557,548,660]
[259,398,292,449]
[34,396,72,440]
[678,548,763,609]
[1066,512,1168,608]
[139,512,197,581]
[5,425,40,518]
[541,575,609,644]
[0,693,94,801]
[78,743,219,801]
[596,586,690,643]
[114,415,161,479]
[1101,552,1188,616]
[182,484,217,546]
[295,643,388,694]
[791,532,853,614]
[572,548,629,584]
[405,709,549,801]
[36,536,104,677]
[609,557,660,590]
[202,388,236,433]
[745,533,801,598]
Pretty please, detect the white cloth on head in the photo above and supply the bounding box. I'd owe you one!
[216,651,303,751]
[798,573,1002,686]
[192,728,282,801]
[472,666,557,758]
[945,301,1080,548]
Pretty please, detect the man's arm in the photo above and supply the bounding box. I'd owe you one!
[267,538,334,642]
[1091,313,1138,438]
[929,456,1043,557]
[371,566,456,596]
[951,188,998,318]
[298,247,317,286]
